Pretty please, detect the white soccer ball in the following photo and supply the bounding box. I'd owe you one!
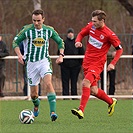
[19,109,34,124]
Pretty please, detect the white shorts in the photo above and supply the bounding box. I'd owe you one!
[27,58,52,86]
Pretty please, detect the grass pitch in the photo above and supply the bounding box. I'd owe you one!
[0,99,133,133]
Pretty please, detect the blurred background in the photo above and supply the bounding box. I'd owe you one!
[0,0,133,96]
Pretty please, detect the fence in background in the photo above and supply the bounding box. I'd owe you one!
[2,55,133,97]
[0,33,133,97]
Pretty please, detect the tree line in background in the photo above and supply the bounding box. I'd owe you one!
[0,0,133,55]
[0,0,133,35]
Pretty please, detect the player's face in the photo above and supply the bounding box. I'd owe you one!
[92,16,104,29]
[32,14,44,29]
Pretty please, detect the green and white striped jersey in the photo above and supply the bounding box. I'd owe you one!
[13,24,64,62]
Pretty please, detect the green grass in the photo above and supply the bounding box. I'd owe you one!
[0,99,133,133]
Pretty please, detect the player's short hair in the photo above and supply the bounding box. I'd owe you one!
[91,10,106,21]
[32,9,44,18]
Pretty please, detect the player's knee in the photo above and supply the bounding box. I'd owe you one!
[82,79,91,88]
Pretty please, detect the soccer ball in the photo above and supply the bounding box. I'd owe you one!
[19,109,34,124]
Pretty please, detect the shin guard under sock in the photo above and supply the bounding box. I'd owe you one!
[47,93,56,114]
[32,98,40,107]
[79,87,90,112]
[96,88,113,105]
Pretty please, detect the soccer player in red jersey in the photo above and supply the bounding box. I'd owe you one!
[71,10,123,119]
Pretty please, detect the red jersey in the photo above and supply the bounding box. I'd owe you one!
[76,22,121,75]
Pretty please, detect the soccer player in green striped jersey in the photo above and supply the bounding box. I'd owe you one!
[12,9,65,122]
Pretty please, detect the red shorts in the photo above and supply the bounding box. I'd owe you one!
[83,68,101,87]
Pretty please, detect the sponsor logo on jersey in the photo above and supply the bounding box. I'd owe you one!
[89,35,103,49]
[32,38,45,47]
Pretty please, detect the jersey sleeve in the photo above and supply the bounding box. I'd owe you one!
[108,31,121,47]
[12,27,27,49]
[51,28,65,50]
[110,49,123,65]
[108,31,123,65]
[75,23,91,42]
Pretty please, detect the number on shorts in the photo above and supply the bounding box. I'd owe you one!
[28,78,32,84]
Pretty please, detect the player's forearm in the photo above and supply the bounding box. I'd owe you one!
[75,33,83,43]
[57,39,65,50]
[59,48,64,56]
[76,26,89,43]
[14,47,22,57]
[110,48,123,65]
[14,47,24,64]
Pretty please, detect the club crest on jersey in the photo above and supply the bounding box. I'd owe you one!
[100,34,104,40]
[32,38,45,47]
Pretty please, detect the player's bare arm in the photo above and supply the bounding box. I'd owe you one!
[14,47,24,65]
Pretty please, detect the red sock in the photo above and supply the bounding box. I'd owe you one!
[79,87,90,112]
[96,88,113,105]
